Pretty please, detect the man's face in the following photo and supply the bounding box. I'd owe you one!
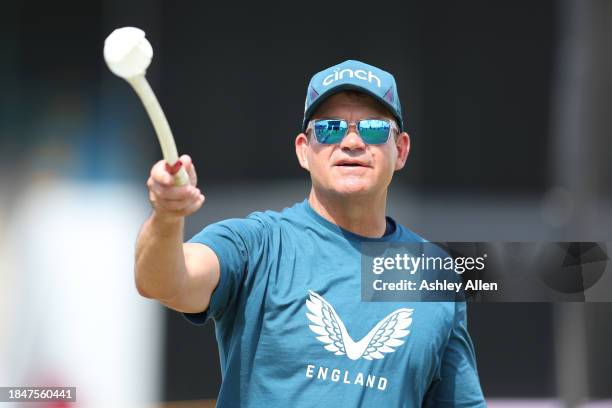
[295,92,410,198]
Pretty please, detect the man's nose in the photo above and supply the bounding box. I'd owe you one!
[340,124,366,150]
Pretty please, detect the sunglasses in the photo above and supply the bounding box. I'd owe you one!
[307,118,397,145]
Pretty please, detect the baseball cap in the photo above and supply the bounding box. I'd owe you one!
[302,59,404,132]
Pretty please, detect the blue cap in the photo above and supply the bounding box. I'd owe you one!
[302,59,403,132]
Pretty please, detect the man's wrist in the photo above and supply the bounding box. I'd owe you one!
[149,210,185,230]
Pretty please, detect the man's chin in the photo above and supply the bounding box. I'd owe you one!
[330,182,373,197]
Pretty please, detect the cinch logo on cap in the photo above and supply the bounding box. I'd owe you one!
[322,68,382,88]
[302,59,404,132]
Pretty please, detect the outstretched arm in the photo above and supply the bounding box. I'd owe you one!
[134,155,219,314]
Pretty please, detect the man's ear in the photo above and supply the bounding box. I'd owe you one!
[295,133,310,170]
[394,131,410,171]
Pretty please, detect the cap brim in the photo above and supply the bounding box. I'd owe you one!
[302,83,403,132]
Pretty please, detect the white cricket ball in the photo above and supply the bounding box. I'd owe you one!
[103,27,153,78]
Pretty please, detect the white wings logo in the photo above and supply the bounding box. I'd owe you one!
[305,291,414,361]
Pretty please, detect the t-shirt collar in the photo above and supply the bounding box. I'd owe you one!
[301,199,400,242]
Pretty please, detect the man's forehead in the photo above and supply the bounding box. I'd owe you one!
[313,91,393,118]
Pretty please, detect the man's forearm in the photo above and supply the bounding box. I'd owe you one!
[134,212,187,301]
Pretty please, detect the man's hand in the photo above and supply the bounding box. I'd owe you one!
[136,154,219,313]
[146,154,205,219]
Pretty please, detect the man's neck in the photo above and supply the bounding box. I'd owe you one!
[308,188,388,238]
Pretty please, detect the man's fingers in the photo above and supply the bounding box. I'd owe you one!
[151,156,198,187]
[151,181,200,201]
[156,198,194,213]
[154,193,205,214]
[146,156,202,217]
[151,160,174,186]
[179,154,192,168]
[182,193,205,215]
[179,154,198,185]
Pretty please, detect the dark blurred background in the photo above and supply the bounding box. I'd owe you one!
[1,0,611,407]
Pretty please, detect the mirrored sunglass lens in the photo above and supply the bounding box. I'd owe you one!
[358,120,391,144]
[314,120,347,144]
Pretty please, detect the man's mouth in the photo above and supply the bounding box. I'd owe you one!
[334,160,370,168]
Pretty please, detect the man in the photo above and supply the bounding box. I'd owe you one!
[135,60,486,407]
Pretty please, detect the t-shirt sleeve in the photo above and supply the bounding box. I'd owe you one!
[423,302,486,407]
[182,216,265,325]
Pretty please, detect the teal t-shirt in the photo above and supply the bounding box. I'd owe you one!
[185,200,485,407]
